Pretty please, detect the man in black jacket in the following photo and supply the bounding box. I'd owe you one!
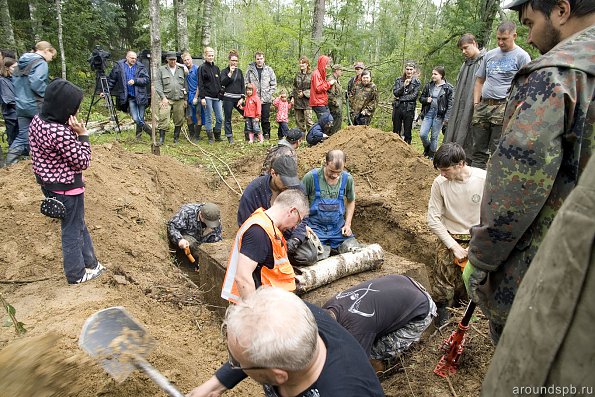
[392,62,421,144]
[107,51,151,139]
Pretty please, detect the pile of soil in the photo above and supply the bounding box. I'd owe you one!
[0,127,493,396]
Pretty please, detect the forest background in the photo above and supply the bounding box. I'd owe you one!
[1,0,538,130]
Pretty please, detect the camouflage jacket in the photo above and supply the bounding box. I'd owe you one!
[292,71,312,110]
[327,74,343,109]
[349,82,378,117]
[468,25,595,325]
[260,140,296,175]
[167,203,223,246]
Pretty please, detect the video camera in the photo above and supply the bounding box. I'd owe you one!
[88,45,111,74]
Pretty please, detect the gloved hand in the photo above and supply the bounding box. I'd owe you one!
[286,238,301,254]
[463,260,487,303]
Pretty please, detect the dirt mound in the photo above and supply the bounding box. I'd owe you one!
[0,135,491,396]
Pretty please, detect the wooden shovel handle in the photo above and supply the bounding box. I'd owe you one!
[183,247,195,263]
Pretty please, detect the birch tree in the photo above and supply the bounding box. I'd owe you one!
[56,0,66,78]
[0,0,17,50]
[311,0,325,56]
[29,1,42,43]
[201,0,213,47]
[174,0,189,51]
[149,0,162,154]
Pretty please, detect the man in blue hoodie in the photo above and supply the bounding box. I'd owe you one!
[5,41,55,166]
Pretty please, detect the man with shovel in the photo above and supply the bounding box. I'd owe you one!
[167,202,222,270]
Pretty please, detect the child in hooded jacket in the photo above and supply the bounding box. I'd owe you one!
[240,83,262,143]
[28,78,105,284]
[272,89,293,139]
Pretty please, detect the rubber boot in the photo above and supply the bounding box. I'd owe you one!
[435,302,451,328]
[187,123,196,142]
[195,124,202,141]
[142,123,152,137]
[135,124,142,140]
[423,144,430,158]
[258,133,264,143]
[248,132,254,143]
[173,126,181,144]
[213,128,223,142]
[428,150,435,161]
[159,129,165,145]
[244,131,250,141]
[227,135,234,144]
[206,130,214,144]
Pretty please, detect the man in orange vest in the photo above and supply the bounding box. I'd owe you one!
[222,189,309,302]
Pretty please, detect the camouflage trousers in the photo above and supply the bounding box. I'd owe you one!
[370,288,437,361]
[431,237,469,305]
[471,101,505,170]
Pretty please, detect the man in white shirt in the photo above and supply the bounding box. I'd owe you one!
[427,143,486,325]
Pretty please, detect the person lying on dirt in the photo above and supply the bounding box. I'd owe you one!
[323,274,436,376]
[28,78,105,284]
[167,202,222,270]
[260,127,303,175]
[188,287,384,397]
[302,149,361,259]
[222,189,309,302]
[238,155,318,267]
[427,143,485,327]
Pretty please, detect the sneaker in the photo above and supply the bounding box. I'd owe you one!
[72,263,105,284]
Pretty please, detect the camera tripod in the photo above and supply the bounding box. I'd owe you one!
[84,72,121,136]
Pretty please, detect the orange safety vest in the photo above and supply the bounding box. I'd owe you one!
[221,208,296,303]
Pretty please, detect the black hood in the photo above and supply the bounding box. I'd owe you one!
[40,78,84,124]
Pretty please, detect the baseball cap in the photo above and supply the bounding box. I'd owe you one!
[165,51,177,60]
[285,128,304,144]
[271,156,301,188]
[354,61,365,69]
[200,203,221,228]
[503,0,528,9]
[332,64,342,71]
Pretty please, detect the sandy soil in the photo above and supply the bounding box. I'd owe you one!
[0,126,493,396]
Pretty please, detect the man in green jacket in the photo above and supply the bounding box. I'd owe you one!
[465,0,594,343]
[154,52,187,145]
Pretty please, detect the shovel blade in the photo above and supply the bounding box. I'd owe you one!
[79,306,155,382]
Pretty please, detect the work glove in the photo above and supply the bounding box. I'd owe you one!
[286,238,301,254]
[463,260,487,304]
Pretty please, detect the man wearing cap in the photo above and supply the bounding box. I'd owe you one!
[470,21,530,170]
[222,189,310,301]
[238,155,317,266]
[465,0,595,343]
[155,52,187,145]
[302,149,360,258]
[260,127,304,175]
[167,202,222,269]
[327,64,343,135]
[392,62,421,144]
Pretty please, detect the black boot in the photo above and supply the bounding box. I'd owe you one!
[195,124,202,141]
[244,131,249,142]
[173,126,181,144]
[227,135,234,144]
[428,150,435,161]
[159,129,165,145]
[435,302,451,328]
[187,123,196,141]
[135,124,142,140]
[213,128,222,142]
[206,130,214,144]
[142,123,152,137]
[423,144,430,157]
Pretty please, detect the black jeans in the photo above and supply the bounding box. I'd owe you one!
[392,103,415,144]
[42,188,98,283]
[261,102,272,138]
[222,98,243,138]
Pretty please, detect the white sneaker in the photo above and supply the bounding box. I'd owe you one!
[73,263,105,284]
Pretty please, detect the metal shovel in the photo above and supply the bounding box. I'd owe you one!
[79,306,184,397]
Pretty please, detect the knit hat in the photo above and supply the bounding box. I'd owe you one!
[200,203,221,228]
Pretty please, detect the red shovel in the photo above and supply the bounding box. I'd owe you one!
[434,301,476,377]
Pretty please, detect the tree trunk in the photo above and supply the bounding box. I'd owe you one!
[0,0,17,50]
[29,1,42,43]
[175,0,189,52]
[478,0,500,49]
[149,0,161,155]
[201,0,213,47]
[194,0,203,52]
[311,0,325,56]
[56,0,66,79]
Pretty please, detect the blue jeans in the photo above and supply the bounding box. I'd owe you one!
[128,99,146,127]
[42,188,98,283]
[5,116,32,166]
[420,108,443,153]
[312,106,330,121]
[203,98,223,131]
[222,98,243,138]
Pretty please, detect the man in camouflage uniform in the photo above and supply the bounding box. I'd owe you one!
[465,0,595,343]
[349,70,378,126]
[327,64,343,135]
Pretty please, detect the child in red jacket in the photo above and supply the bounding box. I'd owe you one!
[272,89,293,139]
[240,83,262,143]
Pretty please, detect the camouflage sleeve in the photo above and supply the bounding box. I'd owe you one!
[167,205,194,245]
[468,68,568,272]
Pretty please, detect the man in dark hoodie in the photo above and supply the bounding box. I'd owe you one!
[465,0,595,343]
[5,41,55,166]
[28,79,105,284]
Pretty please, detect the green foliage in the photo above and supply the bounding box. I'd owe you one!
[0,294,27,335]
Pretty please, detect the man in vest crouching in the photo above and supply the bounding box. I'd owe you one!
[222,189,310,302]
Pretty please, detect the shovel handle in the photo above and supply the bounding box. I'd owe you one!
[184,247,195,263]
[135,358,185,397]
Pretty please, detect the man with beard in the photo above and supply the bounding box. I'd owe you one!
[465,0,594,344]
